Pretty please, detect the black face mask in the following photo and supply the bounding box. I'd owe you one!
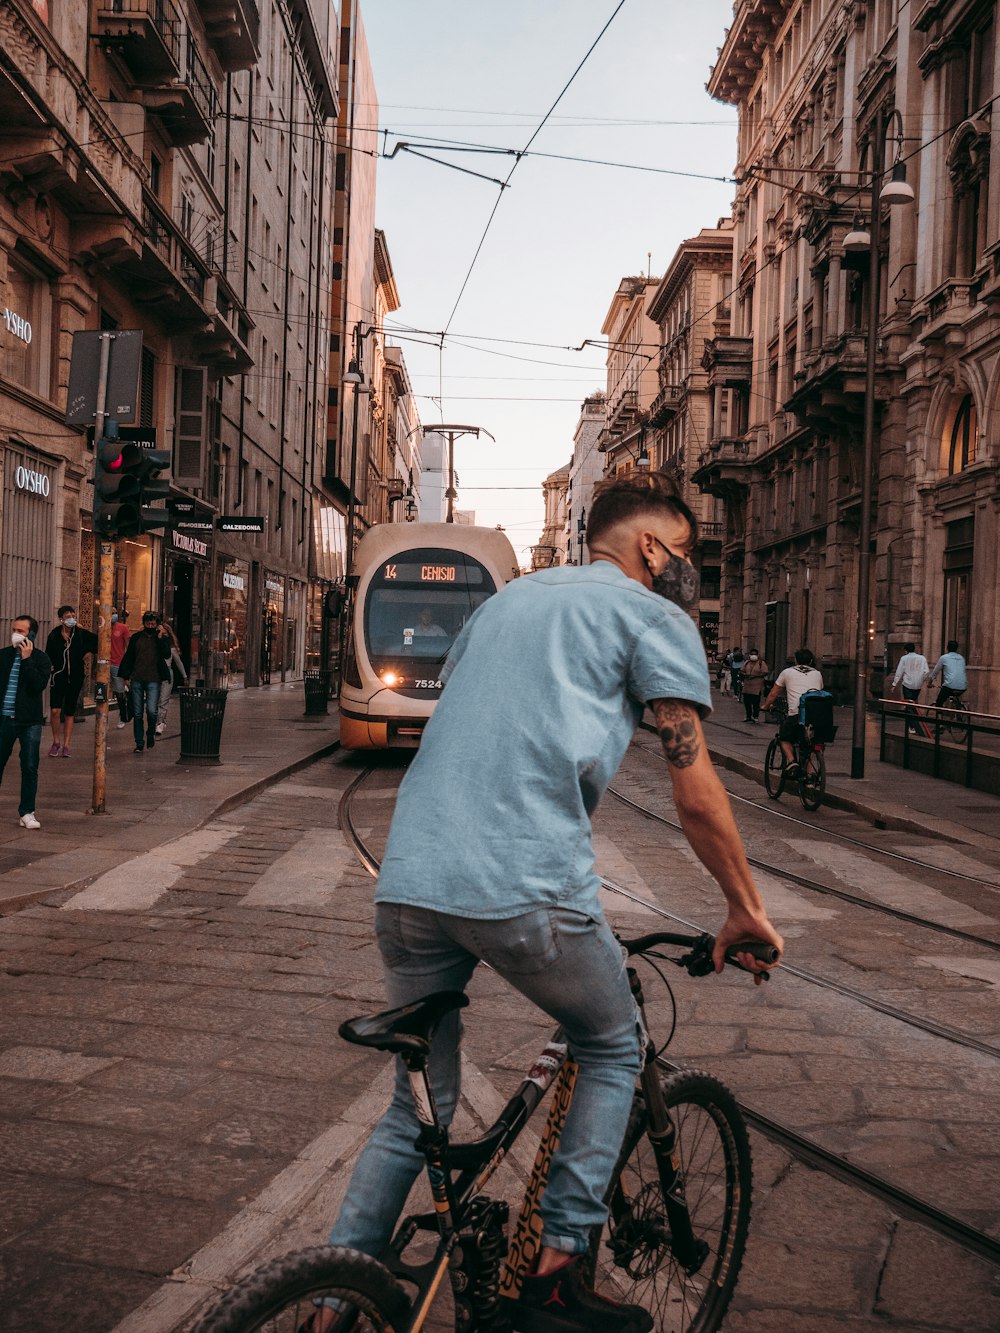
[650,539,699,611]
[144,624,158,634]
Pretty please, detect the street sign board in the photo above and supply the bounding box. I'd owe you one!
[217,516,265,533]
[176,518,215,532]
[118,426,159,450]
[65,330,143,425]
[169,498,198,516]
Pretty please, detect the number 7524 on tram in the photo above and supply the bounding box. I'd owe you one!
[338,522,520,749]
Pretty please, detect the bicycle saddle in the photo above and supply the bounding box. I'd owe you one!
[339,990,469,1057]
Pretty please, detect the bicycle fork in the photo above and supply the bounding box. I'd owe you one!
[629,972,710,1276]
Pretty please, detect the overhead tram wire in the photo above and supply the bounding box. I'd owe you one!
[440,0,629,338]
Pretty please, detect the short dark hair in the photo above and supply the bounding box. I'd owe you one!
[57,605,74,618]
[947,639,960,653]
[143,609,162,623]
[13,615,38,636]
[794,647,815,666]
[586,472,697,548]
[903,642,916,653]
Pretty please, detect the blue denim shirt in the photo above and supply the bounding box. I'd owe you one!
[375,561,712,920]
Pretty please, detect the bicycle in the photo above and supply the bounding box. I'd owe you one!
[193,931,776,1333]
[764,713,826,811]
[934,689,971,745]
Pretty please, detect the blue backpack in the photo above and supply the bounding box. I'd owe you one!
[799,689,836,743]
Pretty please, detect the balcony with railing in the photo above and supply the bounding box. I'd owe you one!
[692,436,753,499]
[131,190,212,326]
[139,33,218,145]
[701,335,753,387]
[95,0,183,79]
[648,381,683,427]
[605,386,640,435]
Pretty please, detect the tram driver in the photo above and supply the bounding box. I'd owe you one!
[411,607,448,637]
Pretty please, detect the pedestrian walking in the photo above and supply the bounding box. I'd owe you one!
[118,611,172,754]
[110,610,132,730]
[730,646,746,700]
[44,605,97,758]
[0,615,52,829]
[719,649,733,694]
[741,649,768,722]
[155,622,188,735]
[892,642,929,733]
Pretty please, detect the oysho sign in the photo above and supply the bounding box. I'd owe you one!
[3,308,32,345]
[15,464,50,497]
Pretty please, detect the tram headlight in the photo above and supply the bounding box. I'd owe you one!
[381,670,402,688]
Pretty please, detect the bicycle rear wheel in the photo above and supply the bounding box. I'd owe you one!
[191,1246,411,1333]
[942,702,970,744]
[590,1068,752,1333]
[764,737,785,799]
[798,747,825,811]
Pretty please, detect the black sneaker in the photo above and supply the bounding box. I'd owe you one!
[134,743,144,754]
[514,1255,653,1333]
[146,733,155,750]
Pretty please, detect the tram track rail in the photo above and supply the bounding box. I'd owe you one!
[336,768,1000,1269]
[634,726,1000,892]
[607,779,1000,956]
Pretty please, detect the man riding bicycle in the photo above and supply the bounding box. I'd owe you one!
[321,474,782,1333]
[928,639,968,708]
[761,648,824,775]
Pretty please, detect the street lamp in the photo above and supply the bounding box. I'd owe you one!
[849,106,914,780]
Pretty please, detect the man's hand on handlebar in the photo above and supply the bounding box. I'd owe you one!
[712,909,784,986]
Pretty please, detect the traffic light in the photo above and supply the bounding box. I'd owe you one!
[91,429,171,537]
[93,430,140,537]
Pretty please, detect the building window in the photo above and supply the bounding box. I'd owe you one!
[2,253,52,399]
[943,517,973,655]
[946,393,977,474]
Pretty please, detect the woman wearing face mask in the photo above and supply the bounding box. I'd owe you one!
[740,649,769,723]
[109,610,132,729]
[44,605,98,758]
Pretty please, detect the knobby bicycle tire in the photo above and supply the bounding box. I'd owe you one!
[798,748,825,812]
[764,737,786,800]
[589,1068,752,1333]
[191,1246,411,1333]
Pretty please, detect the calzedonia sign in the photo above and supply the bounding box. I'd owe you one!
[217,516,264,533]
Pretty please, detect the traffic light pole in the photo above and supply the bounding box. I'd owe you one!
[91,333,114,815]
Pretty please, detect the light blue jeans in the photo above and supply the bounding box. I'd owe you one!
[329,903,642,1257]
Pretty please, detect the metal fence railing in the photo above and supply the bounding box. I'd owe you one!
[878,697,1000,791]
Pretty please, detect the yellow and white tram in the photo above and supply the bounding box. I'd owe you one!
[338,522,520,749]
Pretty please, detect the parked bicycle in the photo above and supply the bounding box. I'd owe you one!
[193,931,776,1333]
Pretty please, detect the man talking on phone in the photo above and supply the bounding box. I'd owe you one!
[0,615,52,829]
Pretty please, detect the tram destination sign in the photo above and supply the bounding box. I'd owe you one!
[381,561,484,586]
[217,516,265,534]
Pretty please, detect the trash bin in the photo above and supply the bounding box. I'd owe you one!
[177,687,228,765]
[303,669,331,716]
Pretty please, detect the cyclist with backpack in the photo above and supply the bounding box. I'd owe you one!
[762,648,824,775]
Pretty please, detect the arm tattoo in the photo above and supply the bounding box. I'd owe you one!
[652,698,701,769]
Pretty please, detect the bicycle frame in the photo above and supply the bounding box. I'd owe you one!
[380,950,706,1331]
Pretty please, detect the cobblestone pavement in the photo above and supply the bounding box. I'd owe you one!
[1,743,999,1331]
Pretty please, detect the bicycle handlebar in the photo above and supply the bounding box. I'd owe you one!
[618,930,779,978]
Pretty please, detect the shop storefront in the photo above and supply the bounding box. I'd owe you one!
[215,556,250,688]
[0,442,58,633]
[261,571,284,683]
[165,529,211,683]
[308,501,347,674]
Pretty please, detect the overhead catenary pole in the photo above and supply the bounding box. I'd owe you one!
[92,332,115,815]
[850,120,886,781]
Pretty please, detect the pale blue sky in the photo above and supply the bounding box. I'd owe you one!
[362,0,738,559]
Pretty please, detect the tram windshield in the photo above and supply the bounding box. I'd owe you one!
[364,547,497,668]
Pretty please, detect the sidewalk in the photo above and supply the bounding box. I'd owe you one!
[701,690,1000,846]
[0,685,339,914]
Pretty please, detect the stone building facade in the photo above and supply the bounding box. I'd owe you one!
[531,465,569,569]
[598,275,660,474]
[699,0,1000,709]
[0,0,338,691]
[565,391,606,566]
[648,224,734,662]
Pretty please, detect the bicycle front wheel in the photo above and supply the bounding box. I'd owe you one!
[764,737,785,799]
[942,704,970,744]
[191,1246,411,1333]
[798,747,825,811]
[592,1068,752,1333]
